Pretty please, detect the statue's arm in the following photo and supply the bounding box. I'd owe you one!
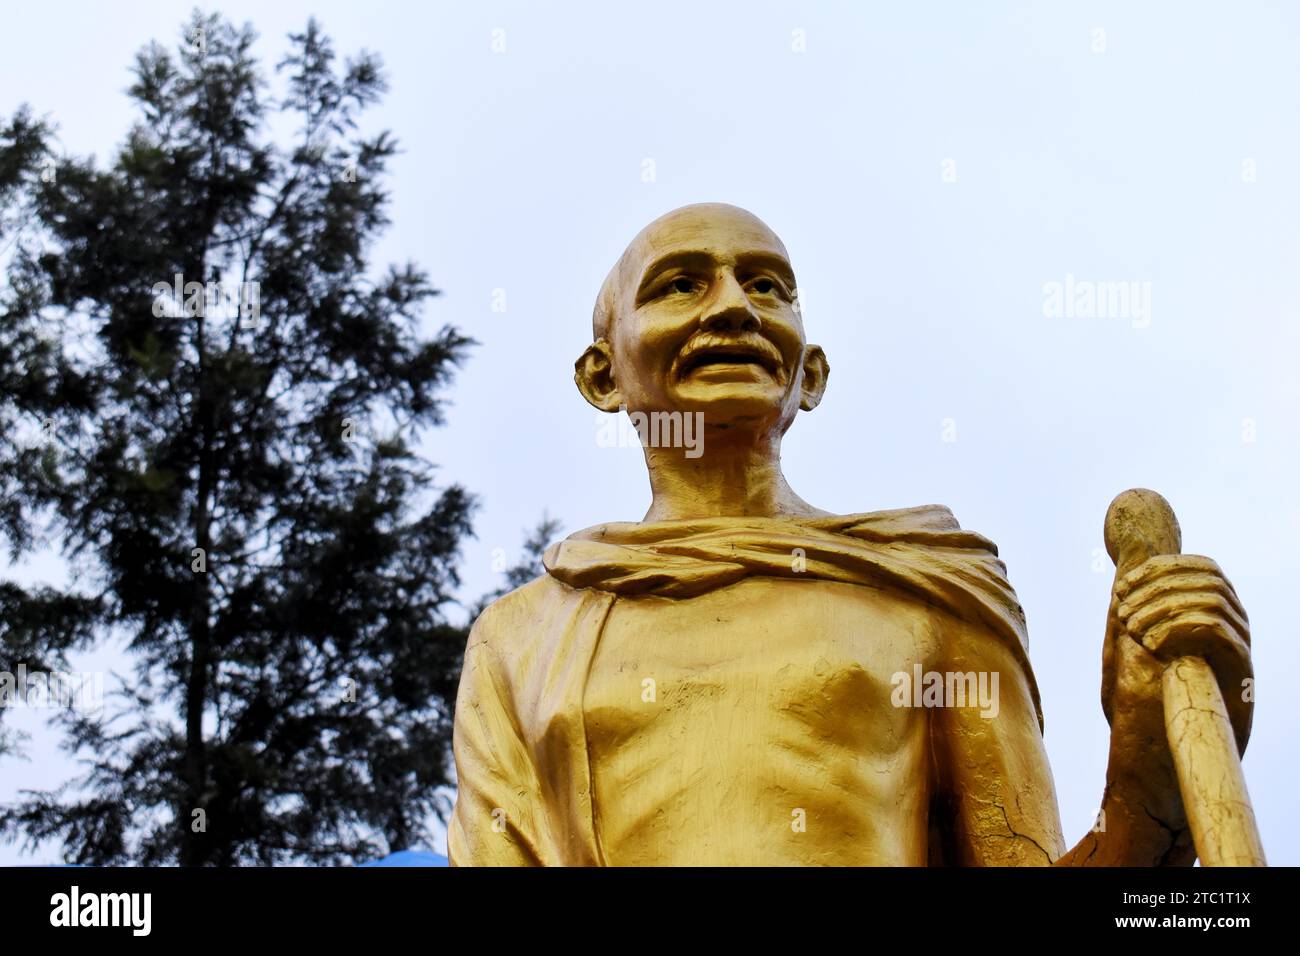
[447,609,550,866]
[929,618,1067,865]
[1057,552,1253,866]
[934,609,1218,866]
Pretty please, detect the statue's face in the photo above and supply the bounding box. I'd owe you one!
[580,204,827,433]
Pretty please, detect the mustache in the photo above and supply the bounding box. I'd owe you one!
[677,333,784,374]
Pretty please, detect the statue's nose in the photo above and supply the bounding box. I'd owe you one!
[699,272,761,333]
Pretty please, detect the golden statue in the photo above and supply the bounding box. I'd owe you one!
[448,203,1262,867]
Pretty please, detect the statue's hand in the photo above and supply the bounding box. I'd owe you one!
[1100,554,1253,823]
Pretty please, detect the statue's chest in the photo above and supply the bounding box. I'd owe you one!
[583,576,941,745]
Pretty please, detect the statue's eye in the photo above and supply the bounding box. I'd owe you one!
[670,277,696,295]
[749,278,775,295]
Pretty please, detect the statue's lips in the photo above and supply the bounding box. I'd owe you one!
[677,345,780,378]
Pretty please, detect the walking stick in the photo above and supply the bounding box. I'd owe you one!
[1104,488,1266,866]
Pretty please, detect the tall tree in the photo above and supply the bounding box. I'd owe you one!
[0,13,474,865]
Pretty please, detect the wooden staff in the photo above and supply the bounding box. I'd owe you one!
[1104,488,1266,866]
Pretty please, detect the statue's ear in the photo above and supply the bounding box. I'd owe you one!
[575,339,623,412]
[799,345,829,411]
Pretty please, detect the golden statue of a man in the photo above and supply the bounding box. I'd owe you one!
[449,203,1257,866]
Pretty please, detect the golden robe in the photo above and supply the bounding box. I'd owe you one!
[448,506,1043,866]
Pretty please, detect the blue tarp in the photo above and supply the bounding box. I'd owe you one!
[359,850,447,867]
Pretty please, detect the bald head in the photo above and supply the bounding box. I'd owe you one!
[593,203,793,341]
[575,201,826,431]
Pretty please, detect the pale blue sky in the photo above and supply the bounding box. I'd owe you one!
[2,0,1297,865]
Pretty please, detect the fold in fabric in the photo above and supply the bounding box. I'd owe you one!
[544,505,1041,728]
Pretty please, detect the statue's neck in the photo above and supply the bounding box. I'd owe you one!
[641,429,826,522]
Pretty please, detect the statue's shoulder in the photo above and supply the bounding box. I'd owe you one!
[465,573,605,703]
[470,572,586,645]
[473,574,551,628]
